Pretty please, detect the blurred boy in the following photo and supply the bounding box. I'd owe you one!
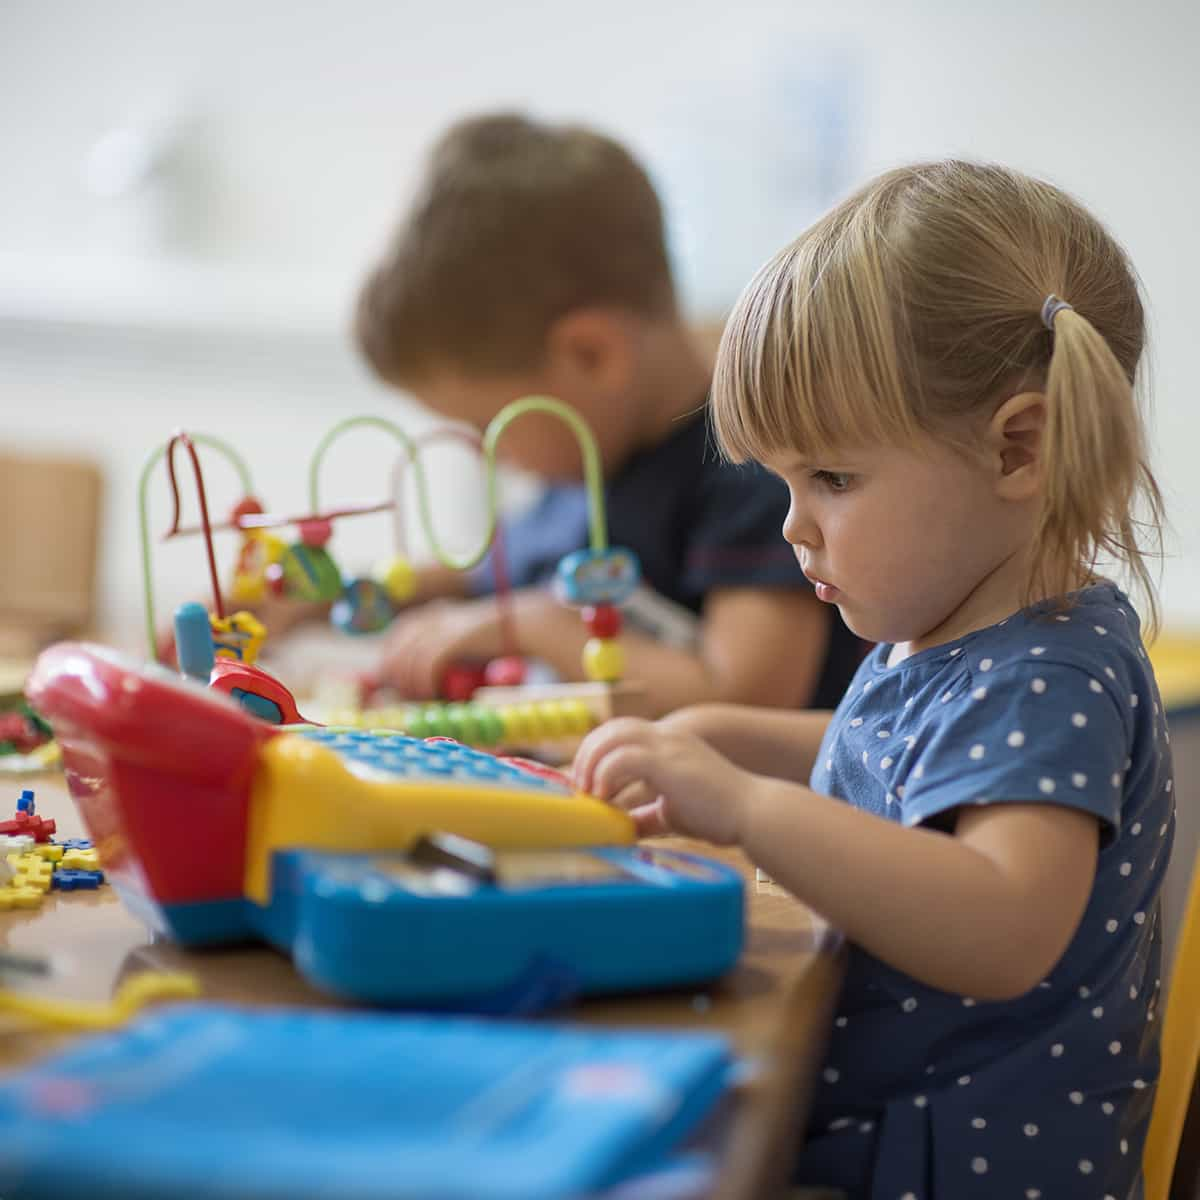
[355,113,861,716]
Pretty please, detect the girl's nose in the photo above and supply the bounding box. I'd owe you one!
[782,499,820,549]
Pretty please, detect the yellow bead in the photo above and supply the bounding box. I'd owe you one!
[377,556,417,605]
[496,705,520,742]
[560,700,595,735]
[229,572,267,606]
[583,637,625,683]
[534,701,566,738]
[514,703,542,738]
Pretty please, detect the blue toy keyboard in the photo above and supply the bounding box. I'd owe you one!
[302,728,571,790]
[30,645,747,1013]
[258,841,745,1010]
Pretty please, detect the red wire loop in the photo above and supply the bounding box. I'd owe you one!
[164,432,225,619]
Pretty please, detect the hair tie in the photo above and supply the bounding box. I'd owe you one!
[1041,294,1073,330]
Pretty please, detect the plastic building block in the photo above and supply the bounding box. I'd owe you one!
[0,886,45,910]
[15,789,35,814]
[33,843,63,863]
[0,813,55,842]
[9,855,54,892]
[56,838,93,851]
[0,835,34,855]
[60,848,100,872]
[52,869,106,891]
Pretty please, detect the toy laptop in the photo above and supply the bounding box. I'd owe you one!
[28,644,743,1010]
[0,1004,734,1200]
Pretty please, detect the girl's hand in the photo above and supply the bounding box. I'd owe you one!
[572,717,753,844]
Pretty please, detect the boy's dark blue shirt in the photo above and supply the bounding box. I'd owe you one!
[472,408,862,708]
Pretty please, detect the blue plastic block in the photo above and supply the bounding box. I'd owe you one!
[51,869,105,891]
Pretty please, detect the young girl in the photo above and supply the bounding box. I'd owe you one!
[573,160,1174,1199]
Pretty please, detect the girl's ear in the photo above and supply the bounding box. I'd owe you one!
[988,391,1046,501]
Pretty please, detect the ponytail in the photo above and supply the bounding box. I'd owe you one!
[1037,306,1164,636]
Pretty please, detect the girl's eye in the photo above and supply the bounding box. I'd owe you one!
[811,470,853,492]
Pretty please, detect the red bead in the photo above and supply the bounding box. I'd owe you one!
[583,604,622,638]
[230,496,264,525]
[483,656,526,688]
[440,662,487,702]
[298,518,333,548]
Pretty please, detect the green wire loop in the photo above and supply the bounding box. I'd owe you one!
[139,434,255,661]
[308,395,609,569]
[140,397,607,662]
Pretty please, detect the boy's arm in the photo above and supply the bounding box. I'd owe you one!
[377,585,835,715]
[513,585,834,717]
[246,562,470,637]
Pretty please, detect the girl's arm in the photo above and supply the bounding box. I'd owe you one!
[742,781,1098,999]
[657,703,834,784]
[573,721,1099,1001]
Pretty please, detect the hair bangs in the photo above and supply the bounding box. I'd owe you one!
[712,213,921,467]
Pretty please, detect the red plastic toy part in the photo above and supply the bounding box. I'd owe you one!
[208,660,311,725]
[26,644,275,906]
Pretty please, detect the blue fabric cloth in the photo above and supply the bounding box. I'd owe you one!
[796,584,1174,1200]
[472,409,863,709]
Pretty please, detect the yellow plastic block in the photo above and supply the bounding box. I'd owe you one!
[61,848,100,871]
[243,731,635,905]
[0,886,45,909]
[33,844,63,863]
[10,855,53,889]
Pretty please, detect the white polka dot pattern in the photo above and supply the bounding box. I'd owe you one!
[807,584,1169,1197]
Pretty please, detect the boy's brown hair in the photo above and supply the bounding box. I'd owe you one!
[356,113,677,382]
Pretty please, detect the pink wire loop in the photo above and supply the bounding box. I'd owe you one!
[391,428,520,661]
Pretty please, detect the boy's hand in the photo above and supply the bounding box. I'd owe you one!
[378,596,509,698]
[571,717,751,844]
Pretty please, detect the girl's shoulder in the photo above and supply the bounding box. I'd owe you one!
[842,585,1163,773]
[861,584,1154,701]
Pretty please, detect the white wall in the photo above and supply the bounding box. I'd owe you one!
[1,0,1197,644]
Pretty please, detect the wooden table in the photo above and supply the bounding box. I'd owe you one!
[0,774,845,1200]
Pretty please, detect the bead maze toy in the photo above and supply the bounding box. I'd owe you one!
[28,643,744,1009]
[140,397,646,750]
[19,397,745,1013]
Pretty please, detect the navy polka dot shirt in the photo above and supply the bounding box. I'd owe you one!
[794,584,1174,1200]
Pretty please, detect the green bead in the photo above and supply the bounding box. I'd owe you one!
[475,707,504,745]
[402,706,427,739]
[423,704,452,738]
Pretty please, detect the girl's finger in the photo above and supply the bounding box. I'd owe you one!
[592,744,656,803]
[609,779,657,813]
[572,718,653,792]
[630,798,670,838]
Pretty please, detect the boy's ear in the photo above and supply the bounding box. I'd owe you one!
[543,309,635,395]
[988,391,1045,501]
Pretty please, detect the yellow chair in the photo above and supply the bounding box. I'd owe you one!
[1145,849,1200,1200]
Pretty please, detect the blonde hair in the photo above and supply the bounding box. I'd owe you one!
[356,113,676,381]
[713,160,1164,632]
